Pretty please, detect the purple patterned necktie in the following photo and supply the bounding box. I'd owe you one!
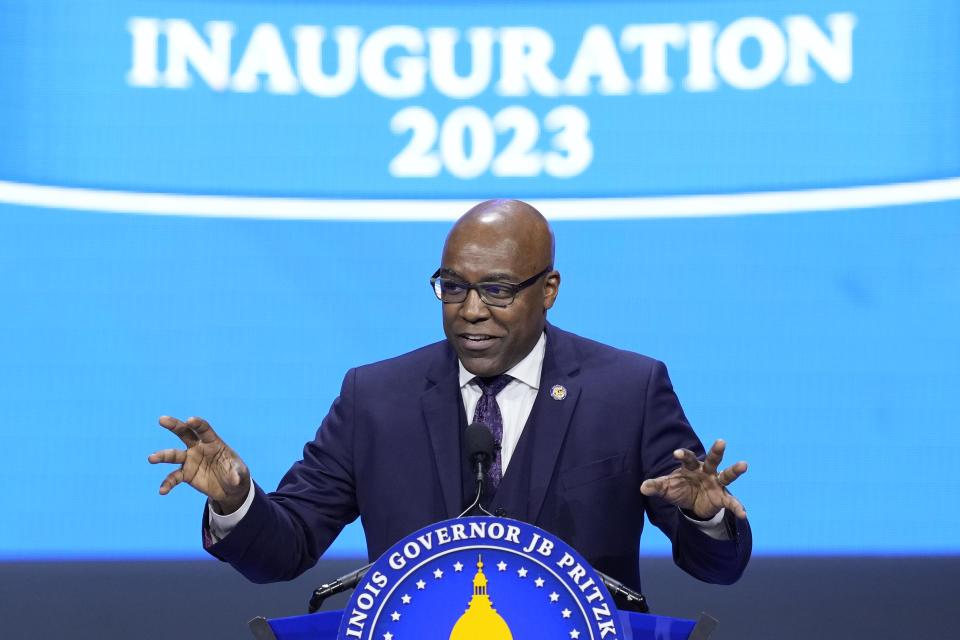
[472,374,513,488]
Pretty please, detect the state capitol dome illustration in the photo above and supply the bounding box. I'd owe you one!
[449,556,514,640]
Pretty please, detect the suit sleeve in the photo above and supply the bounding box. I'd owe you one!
[639,360,752,584]
[202,368,362,583]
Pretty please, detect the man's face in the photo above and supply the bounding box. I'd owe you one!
[439,226,558,377]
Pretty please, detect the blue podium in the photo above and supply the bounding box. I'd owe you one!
[245,517,717,640]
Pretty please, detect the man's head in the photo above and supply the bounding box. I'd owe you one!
[437,199,560,377]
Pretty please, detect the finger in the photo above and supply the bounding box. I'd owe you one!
[185,416,221,445]
[158,468,185,495]
[702,439,726,475]
[158,415,200,447]
[722,491,748,519]
[640,477,667,497]
[147,448,187,465]
[674,448,701,471]
[717,460,748,487]
[158,415,185,430]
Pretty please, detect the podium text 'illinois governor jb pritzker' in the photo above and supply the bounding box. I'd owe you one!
[148,199,752,595]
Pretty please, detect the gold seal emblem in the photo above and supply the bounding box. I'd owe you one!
[550,384,567,400]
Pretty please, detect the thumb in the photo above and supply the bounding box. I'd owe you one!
[640,478,663,496]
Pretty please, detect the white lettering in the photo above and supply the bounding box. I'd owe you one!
[592,602,611,620]
[415,532,434,551]
[683,21,719,91]
[360,26,426,98]
[126,18,162,87]
[496,27,560,96]
[522,533,541,554]
[564,25,630,96]
[129,16,855,99]
[428,28,495,99]
[585,586,605,603]
[346,609,367,637]
[402,541,421,560]
[621,23,686,94]
[389,106,441,177]
[556,552,575,569]
[163,19,234,90]
[567,563,587,583]
[715,17,787,90]
[230,23,298,93]
[536,538,554,557]
[783,13,856,85]
[598,619,617,638]
[356,592,375,610]
[294,26,361,97]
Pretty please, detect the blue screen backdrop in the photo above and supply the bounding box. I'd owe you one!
[0,0,958,559]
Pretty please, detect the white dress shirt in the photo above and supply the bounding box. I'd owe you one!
[458,332,546,473]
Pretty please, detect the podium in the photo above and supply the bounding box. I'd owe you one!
[250,609,717,640]
[246,517,718,640]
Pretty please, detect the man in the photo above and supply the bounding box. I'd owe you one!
[149,199,750,595]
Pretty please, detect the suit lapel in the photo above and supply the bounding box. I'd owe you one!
[421,345,464,519]
[516,325,581,523]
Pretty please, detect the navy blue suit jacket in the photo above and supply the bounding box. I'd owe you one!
[206,325,751,592]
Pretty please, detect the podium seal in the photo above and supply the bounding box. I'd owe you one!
[337,517,623,640]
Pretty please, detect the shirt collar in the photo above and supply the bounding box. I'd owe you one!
[458,331,547,391]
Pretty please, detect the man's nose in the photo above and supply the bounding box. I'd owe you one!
[459,288,490,321]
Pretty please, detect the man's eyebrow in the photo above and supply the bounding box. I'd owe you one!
[437,268,518,282]
[480,272,516,282]
[437,268,465,280]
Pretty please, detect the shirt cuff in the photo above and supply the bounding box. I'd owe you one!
[207,482,256,543]
[681,507,730,541]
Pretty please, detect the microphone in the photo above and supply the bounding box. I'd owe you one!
[459,422,496,517]
[309,422,498,613]
[596,570,650,613]
[465,421,496,484]
[309,563,371,613]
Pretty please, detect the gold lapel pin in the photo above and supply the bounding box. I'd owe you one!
[550,384,567,401]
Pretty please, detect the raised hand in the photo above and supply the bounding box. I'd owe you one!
[640,439,748,520]
[148,416,250,514]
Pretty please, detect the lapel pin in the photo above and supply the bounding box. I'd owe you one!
[550,384,567,401]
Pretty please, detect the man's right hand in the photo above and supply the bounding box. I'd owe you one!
[148,416,251,515]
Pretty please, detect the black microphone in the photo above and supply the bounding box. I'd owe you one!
[465,421,496,483]
[596,570,650,613]
[309,563,371,613]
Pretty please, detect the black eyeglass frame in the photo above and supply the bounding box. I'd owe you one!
[429,266,552,308]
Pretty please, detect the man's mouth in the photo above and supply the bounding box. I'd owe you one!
[458,334,500,350]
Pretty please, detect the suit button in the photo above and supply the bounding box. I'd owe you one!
[494,507,506,517]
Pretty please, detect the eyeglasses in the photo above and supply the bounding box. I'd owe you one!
[430,266,552,308]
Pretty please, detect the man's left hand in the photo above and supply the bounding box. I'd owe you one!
[640,439,748,520]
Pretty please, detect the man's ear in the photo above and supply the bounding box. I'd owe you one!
[542,270,561,310]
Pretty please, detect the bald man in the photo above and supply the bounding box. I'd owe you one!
[150,199,751,597]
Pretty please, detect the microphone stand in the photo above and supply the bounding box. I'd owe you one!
[458,455,494,517]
